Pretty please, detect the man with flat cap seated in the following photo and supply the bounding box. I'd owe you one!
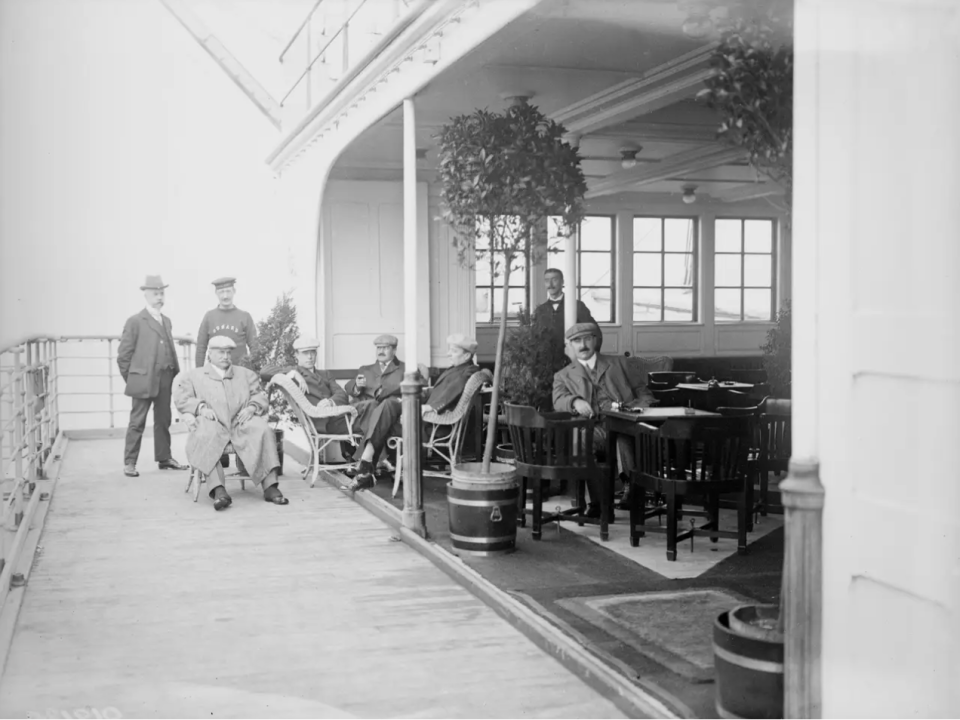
[260,337,355,459]
[343,334,406,466]
[175,335,289,511]
[195,277,258,369]
[553,322,654,517]
[348,333,480,490]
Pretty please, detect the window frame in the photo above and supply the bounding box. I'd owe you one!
[631,215,700,323]
[713,216,778,323]
[474,219,531,326]
[546,214,617,324]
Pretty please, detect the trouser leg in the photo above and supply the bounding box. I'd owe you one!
[363,398,403,460]
[152,369,174,462]
[124,396,153,466]
[207,462,226,493]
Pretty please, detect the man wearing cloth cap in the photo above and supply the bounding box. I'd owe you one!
[195,277,258,369]
[342,334,406,466]
[260,337,355,459]
[553,322,654,517]
[175,335,289,510]
[117,275,188,477]
[348,333,479,490]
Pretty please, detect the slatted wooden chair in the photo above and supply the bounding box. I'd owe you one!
[757,398,791,516]
[628,416,752,561]
[268,373,362,488]
[505,403,612,541]
[390,369,493,498]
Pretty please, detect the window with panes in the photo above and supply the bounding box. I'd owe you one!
[546,215,616,323]
[714,218,776,322]
[474,218,530,324]
[632,217,698,322]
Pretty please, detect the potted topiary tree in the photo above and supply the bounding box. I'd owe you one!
[436,98,586,555]
[698,3,792,716]
[247,293,300,475]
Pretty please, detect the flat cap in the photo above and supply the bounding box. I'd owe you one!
[446,333,478,354]
[373,334,398,347]
[211,276,236,288]
[208,335,237,349]
[565,322,600,341]
[293,337,320,351]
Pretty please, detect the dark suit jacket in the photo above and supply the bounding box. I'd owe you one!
[345,360,406,403]
[261,365,348,407]
[533,296,596,344]
[552,353,653,414]
[117,309,180,399]
[424,363,479,415]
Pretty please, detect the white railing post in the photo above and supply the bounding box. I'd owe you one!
[23,343,37,492]
[11,349,24,531]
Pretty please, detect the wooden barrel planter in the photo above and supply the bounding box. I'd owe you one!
[448,462,519,557]
[714,605,784,719]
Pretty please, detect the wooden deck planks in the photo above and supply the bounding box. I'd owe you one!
[0,437,626,719]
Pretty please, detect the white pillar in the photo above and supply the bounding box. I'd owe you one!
[563,227,577,333]
[401,96,424,536]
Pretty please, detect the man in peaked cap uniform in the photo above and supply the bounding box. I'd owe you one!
[349,333,480,491]
[552,322,654,517]
[195,277,258,369]
[260,337,356,459]
[117,275,188,477]
[175,335,289,511]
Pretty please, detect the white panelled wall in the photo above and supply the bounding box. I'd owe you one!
[795,0,960,716]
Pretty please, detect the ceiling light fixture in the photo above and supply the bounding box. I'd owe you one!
[682,185,698,204]
[620,145,641,169]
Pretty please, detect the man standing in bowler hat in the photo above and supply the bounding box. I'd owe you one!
[117,275,188,477]
[195,277,258,369]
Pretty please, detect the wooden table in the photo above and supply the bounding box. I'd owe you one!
[602,407,721,490]
[676,381,754,392]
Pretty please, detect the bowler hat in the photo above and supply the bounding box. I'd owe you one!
[373,334,398,347]
[565,322,599,341]
[212,276,236,289]
[140,275,168,290]
[447,333,478,354]
[293,337,320,351]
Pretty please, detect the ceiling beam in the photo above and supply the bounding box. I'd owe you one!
[588,121,719,144]
[552,44,716,136]
[714,181,785,203]
[585,145,745,198]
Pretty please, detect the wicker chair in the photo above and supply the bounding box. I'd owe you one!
[268,373,362,488]
[390,369,493,498]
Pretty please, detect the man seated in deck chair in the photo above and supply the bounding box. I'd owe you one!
[343,334,406,471]
[348,333,480,491]
[260,337,355,460]
[175,335,289,511]
[552,322,654,517]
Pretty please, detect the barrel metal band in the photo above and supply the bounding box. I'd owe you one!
[447,497,517,508]
[449,532,516,545]
[712,644,784,674]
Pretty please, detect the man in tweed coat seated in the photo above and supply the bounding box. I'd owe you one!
[175,335,289,511]
[349,333,480,491]
[553,322,654,517]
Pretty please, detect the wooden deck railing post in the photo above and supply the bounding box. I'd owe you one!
[23,343,37,490]
[780,458,824,718]
[11,349,24,531]
[401,373,425,536]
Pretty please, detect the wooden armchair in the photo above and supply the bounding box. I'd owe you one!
[268,374,362,488]
[390,369,493,498]
[628,417,753,561]
[506,403,612,541]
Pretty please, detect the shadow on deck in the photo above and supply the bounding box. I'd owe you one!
[0,435,631,719]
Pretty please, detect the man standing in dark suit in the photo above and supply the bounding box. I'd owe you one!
[533,269,596,345]
[117,275,188,477]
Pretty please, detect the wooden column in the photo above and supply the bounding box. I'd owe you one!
[783,2,823,715]
[401,96,425,536]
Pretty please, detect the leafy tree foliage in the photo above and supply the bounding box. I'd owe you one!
[500,308,568,411]
[248,294,300,424]
[760,299,791,398]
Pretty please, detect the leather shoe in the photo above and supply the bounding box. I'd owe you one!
[263,485,289,505]
[348,461,376,491]
[123,464,139,477]
[158,458,188,471]
[211,487,232,511]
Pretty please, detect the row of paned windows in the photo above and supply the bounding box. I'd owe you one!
[475,216,777,324]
